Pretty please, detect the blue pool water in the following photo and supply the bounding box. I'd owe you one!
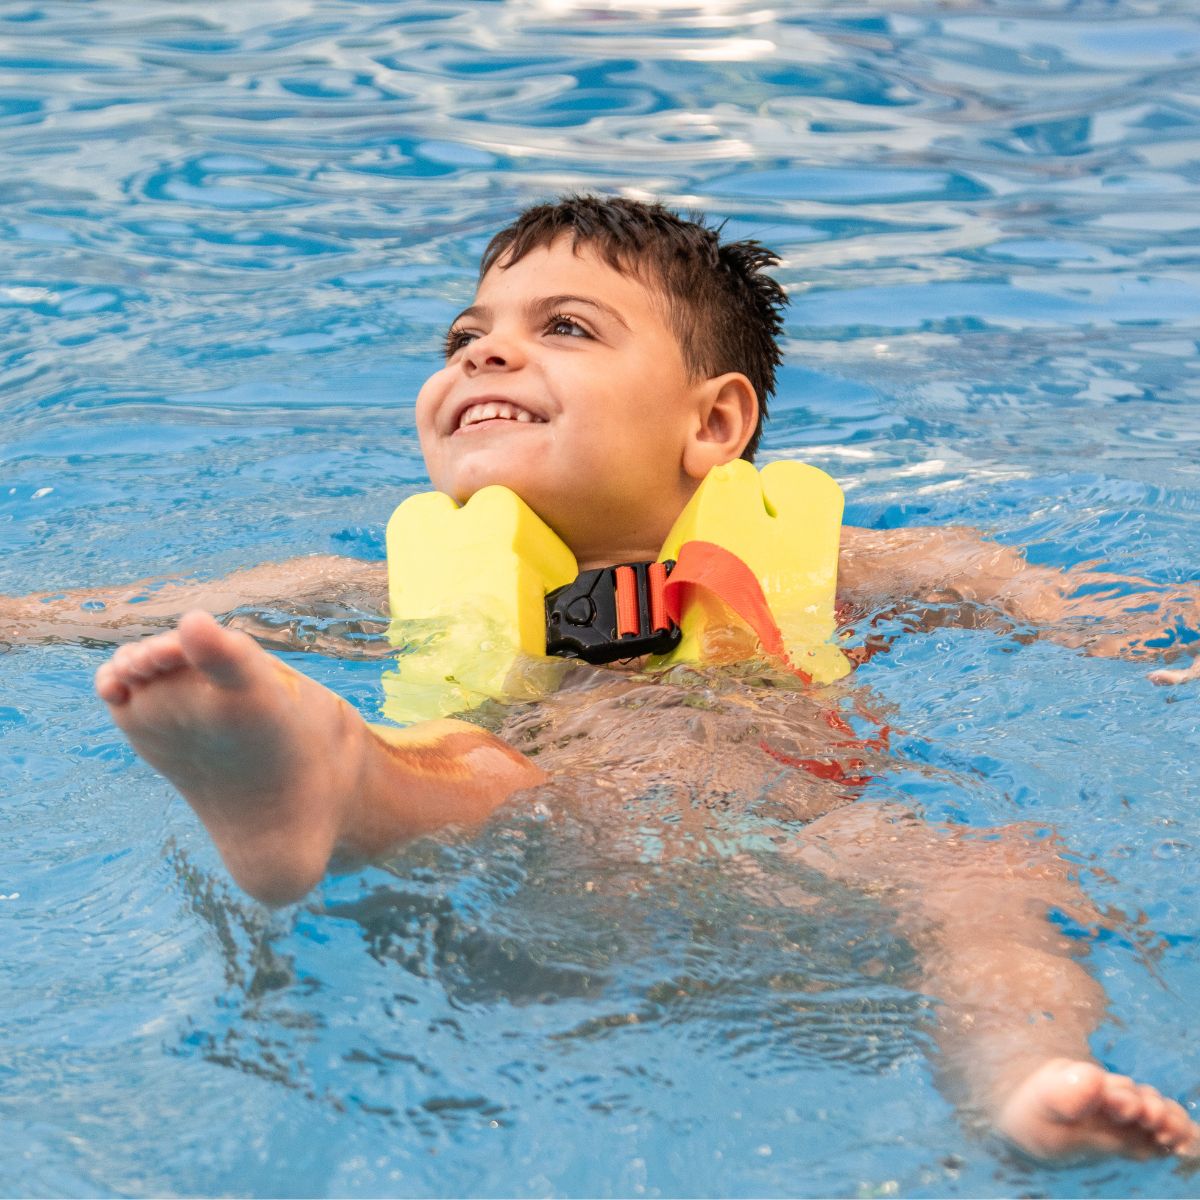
[3,2,1200,1196]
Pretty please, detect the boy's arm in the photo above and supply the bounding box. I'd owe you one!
[838,524,1200,680]
[1,555,389,652]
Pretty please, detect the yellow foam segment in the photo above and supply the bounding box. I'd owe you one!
[382,461,850,722]
[655,460,851,684]
[382,486,578,723]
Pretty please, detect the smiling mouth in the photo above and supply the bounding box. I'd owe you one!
[456,400,547,431]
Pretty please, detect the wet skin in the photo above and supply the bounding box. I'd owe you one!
[415,239,758,570]
[89,238,1200,1162]
[96,612,1200,1163]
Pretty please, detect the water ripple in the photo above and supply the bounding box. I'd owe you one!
[4,5,1200,1198]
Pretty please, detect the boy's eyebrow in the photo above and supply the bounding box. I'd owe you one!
[449,293,632,331]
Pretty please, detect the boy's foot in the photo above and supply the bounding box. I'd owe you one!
[96,610,367,904]
[998,1058,1200,1161]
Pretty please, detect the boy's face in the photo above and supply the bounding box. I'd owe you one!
[416,238,712,568]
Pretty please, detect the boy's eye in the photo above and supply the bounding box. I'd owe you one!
[442,327,477,358]
[545,313,591,339]
[442,313,591,358]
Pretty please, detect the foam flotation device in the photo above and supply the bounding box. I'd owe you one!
[381,460,851,724]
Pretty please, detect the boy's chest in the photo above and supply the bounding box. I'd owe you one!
[498,675,884,829]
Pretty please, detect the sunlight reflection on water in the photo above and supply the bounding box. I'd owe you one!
[2,2,1199,1196]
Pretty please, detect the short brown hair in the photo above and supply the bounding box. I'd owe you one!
[479,195,787,461]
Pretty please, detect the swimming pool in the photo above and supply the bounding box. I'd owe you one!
[2,1,1199,1195]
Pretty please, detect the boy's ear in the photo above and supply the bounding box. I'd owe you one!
[682,372,759,481]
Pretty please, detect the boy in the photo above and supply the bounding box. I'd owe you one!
[8,196,1199,1162]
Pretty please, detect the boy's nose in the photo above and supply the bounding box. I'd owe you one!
[462,329,522,372]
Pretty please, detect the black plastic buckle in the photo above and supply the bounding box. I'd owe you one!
[545,560,681,664]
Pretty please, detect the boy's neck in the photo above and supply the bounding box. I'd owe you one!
[565,476,702,572]
[576,542,666,572]
[565,504,689,572]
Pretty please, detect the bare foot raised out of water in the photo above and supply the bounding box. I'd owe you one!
[96,610,371,904]
[998,1058,1200,1162]
[96,611,543,905]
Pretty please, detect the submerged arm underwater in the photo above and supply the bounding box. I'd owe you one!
[838,524,1200,684]
[7,525,1198,683]
[1,555,390,656]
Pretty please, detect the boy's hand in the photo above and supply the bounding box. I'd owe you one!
[839,525,1200,678]
[1148,657,1200,686]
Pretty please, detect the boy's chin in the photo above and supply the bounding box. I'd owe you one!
[434,457,533,502]
[439,474,556,524]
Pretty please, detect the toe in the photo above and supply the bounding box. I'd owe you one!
[178,611,257,688]
[123,642,161,682]
[1100,1075,1142,1124]
[1135,1085,1166,1131]
[95,662,130,705]
[1047,1059,1108,1123]
[1157,1099,1198,1150]
[110,642,142,681]
[143,633,187,675]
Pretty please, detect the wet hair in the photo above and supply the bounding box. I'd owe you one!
[479,194,787,462]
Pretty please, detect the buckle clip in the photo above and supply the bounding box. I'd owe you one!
[545,560,681,664]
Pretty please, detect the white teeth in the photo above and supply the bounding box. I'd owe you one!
[458,401,543,428]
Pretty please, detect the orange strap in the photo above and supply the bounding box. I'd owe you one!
[647,560,670,632]
[661,541,811,684]
[613,565,639,637]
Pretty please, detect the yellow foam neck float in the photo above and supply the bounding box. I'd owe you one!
[382,459,851,724]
